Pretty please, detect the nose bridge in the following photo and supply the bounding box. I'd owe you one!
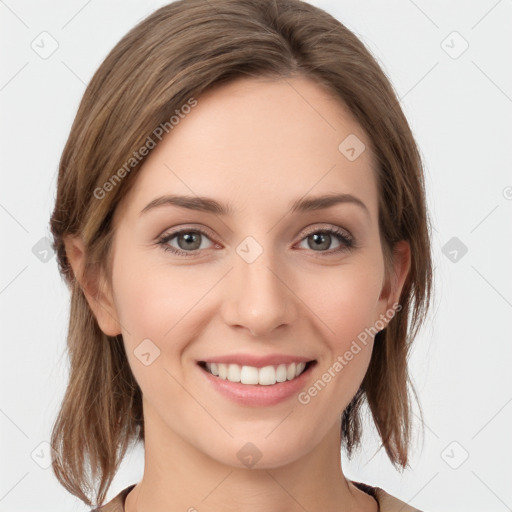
[223,236,295,336]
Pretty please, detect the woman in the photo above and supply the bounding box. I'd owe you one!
[49,1,433,511]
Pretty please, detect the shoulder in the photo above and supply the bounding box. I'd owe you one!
[374,487,424,512]
[351,480,424,512]
[90,484,136,512]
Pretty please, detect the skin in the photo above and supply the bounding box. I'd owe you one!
[65,76,410,512]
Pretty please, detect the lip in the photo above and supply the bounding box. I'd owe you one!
[197,359,317,406]
[198,353,313,368]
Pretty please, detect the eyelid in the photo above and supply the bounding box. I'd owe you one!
[158,222,352,241]
[157,223,217,240]
[299,223,353,240]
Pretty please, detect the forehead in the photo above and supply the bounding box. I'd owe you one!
[115,76,378,223]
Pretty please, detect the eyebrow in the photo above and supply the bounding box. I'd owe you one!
[139,193,370,218]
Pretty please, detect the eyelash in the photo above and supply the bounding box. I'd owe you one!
[156,225,355,258]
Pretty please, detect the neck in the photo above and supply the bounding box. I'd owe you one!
[124,403,377,512]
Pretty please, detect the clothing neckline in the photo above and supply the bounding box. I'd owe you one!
[103,480,379,511]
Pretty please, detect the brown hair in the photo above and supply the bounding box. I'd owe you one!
[49,0,433,506]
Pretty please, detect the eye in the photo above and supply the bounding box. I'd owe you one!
[156,225,355,257]
[157,228,215,257]
[296,226,354,254]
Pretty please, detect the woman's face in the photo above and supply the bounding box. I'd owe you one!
[93,76,409,468]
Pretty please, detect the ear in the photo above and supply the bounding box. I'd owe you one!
[377,240,411,320]
[63,234,121,336]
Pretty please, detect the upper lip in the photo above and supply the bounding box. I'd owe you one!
[198,353,316,368]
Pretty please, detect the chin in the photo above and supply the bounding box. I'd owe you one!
[200,434,313,471]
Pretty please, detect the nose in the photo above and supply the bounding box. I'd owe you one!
[220,244,298,338]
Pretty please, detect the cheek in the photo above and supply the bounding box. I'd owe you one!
[110,252,221,391]
[112,249,200,341]
[110,256,201,399]
[305,263,383,404]
[311,262,384,343]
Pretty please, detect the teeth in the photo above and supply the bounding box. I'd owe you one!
[286,362,296,381]
[205,361,308,385]
[227,364,241,382]
[276,364,287,382]
[259,366,275,386]
[240,365,259,385]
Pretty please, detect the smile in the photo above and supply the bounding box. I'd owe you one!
[199,361,314,386]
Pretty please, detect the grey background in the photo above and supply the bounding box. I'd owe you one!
[1,1,511,511]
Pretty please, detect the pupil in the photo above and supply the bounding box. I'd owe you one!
[310,232,330,251]
[180,232,200,250]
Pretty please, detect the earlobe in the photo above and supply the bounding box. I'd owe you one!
[63,235,122,336]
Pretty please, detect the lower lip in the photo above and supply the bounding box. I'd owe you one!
[198,362,315,406]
